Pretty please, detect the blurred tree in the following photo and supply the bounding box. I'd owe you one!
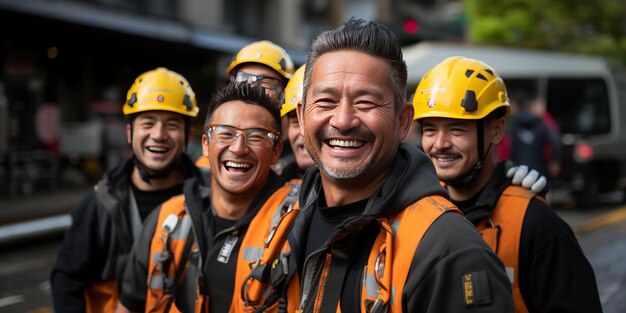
[465,0,626,67]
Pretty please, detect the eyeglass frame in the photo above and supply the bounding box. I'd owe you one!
[231,71,284,94]
[204,124,281,147]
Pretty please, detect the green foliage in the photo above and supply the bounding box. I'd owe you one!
[465,0,626,68]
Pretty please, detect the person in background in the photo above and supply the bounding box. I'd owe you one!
[413,56,602,313]
[196,40,295,172]
[51,67,204,313]
[278,18,514,312]
[118,82,299,312]
[275,64,314,180]
[509,90,561,179]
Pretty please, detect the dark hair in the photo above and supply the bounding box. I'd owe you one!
[204,82,282,133]
[303,18,408,112]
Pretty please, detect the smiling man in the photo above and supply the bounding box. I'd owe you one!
[51,67,204,313]
[118,82,300,312]
[277,19,514,312]
[413,56,602,313]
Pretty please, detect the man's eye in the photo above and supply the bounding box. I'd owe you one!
[246,133,267,142]
[217,132,235,139]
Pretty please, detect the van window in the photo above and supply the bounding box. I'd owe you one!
[546,78,611,136]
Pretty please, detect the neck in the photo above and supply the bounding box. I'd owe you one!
[320,166,391,207]
[447,159,496,201]
[131,167,183,191]
[210,181,259,220]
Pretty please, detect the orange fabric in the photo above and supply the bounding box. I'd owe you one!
[145,195,187,313]
[145,183,298,313]
[85,279,118,313]
[231,183,297,312]
[477,185,533,313]
[195,156,211,170]
[242,201,300,306]
[360,195,459,313]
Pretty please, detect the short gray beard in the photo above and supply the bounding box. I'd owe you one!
[315,158,367,181]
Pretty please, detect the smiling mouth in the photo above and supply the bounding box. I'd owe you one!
[326,139,365,148]
[432,154,460,162]
[147,146,170,153]
[223,161,252,172]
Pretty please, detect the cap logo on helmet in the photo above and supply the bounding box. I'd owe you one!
[427,98,436,108]
[255,52,261,59]
[157,95,165,102]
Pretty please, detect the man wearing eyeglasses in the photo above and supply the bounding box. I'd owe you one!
[196,40,295,174]
[117,82,299,312]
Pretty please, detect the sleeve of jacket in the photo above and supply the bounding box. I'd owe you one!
[403,212,515,313]
[119,208,159,312]
[519,198,602,312]
[50,191,103,313]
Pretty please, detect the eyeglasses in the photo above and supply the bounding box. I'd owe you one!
[205,124,280,147]
[231,72,284,94]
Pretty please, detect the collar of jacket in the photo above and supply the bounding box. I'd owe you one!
[293,143,449,250]
[457,161,515,224]
[181,171,287,252]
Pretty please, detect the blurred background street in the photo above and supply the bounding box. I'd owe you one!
[1,0,625,312]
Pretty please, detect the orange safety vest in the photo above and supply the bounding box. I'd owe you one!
[195,156,211,171]
[145,182,300,313]
[477,185,539,313]
[84,280,118,313]
[293,195,459,313]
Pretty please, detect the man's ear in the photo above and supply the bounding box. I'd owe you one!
[272,140,284,165]
[397,102,415,142]
[296,101,304,138]
[126,124,132,144]
[491,117,506,144]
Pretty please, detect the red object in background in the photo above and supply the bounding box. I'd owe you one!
[496,134,512,162]
[403,18,419,34]
[36,102,60,155]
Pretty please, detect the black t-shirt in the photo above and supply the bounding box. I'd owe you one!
[304,194,378,313]
[203,214,239,313]
[131,182,184,221]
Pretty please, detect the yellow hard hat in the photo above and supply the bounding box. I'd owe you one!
[280,64,305,117]
[123,67,198,118]
[412,56,510,121]
[226,40,295,80]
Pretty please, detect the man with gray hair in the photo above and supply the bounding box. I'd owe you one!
[275,18,514,312]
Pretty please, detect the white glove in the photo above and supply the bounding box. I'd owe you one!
[506,165,548,194]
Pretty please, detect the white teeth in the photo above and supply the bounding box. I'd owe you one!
[436,156,457,162]
[225,161,251,169]
[328,139,364,148]
[147,146,169,152]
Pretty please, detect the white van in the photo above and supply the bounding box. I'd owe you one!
[403,41,626,207]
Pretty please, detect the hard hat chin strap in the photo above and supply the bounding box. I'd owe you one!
[448,119,491,188]
[133,155,182,184]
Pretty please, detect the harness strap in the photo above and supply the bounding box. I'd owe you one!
[242,183,301,307]
[315,236,355,313]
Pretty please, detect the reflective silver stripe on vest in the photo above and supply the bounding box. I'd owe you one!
[363,272,397,304]
[390,220,400,236]
[269,183,301,228]
[170,214,192,240]
[148,271,175,290]
[243,246,263,261]
[506,267,514,283]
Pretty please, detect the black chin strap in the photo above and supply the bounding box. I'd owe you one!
[133,155,182,184]
[128,116,191,184]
